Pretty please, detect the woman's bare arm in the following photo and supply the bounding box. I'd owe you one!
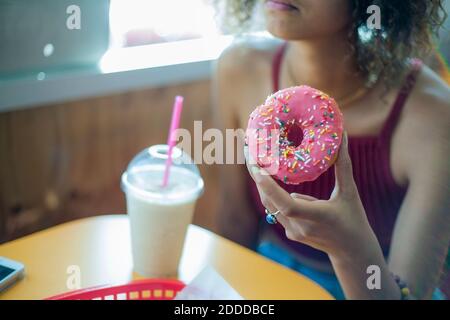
[212,47,261,249]
[388,75,450,298]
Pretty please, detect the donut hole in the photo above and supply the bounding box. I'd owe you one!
[287,124,304,147]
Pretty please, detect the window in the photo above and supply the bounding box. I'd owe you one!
[109,0,221,48]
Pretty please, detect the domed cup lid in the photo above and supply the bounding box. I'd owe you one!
[121,144,204,204]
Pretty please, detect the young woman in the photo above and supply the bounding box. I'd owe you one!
[214,0,450,299]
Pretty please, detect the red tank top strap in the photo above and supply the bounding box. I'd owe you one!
[272,43,288,92]
[379,59,423,142]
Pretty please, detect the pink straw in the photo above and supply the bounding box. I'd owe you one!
[162,96,184,187]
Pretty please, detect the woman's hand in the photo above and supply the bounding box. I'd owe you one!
[246,133,403,299]
[245,133,375,260]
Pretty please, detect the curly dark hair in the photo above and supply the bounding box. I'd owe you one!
[218,0,448,88]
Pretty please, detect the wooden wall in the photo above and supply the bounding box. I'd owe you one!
[0,79,219,243]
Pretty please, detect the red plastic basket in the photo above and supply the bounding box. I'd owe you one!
[46,279,185,300]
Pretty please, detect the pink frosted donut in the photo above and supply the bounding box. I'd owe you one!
[246,85,344,185]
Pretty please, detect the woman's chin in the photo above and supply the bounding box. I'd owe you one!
[266,26,308,41]
[264,15,309,40]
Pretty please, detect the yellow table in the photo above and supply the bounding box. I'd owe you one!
[0,215,333,300]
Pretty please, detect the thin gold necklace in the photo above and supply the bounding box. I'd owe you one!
[285,56,369,108]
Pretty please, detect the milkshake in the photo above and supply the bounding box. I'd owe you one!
[121,145,204,278]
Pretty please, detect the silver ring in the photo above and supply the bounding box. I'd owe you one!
[265,208,280,225]
[265,208,280,216]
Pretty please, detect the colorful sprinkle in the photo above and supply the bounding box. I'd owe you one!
[247,85,343,185]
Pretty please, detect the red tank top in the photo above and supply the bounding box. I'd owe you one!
[248,44,423,262]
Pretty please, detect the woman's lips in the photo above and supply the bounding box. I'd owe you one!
[265,0,299,11]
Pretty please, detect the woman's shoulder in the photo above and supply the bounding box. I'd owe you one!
[396,64,450,169]
[216,36,282,81]
[406,64,450,129]
[390,64,449,183]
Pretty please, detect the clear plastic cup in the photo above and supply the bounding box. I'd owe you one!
[121,145,204,278]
